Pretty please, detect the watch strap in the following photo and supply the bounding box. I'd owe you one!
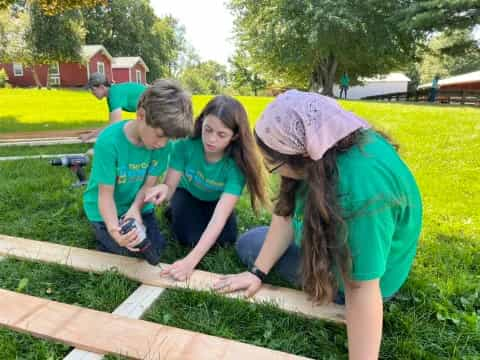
[249,265,267,281]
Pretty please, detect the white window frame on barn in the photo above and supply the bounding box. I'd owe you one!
[136,69,142,83]
[97,62,105,75]
[13,63,23,76]
[48,62,60,86]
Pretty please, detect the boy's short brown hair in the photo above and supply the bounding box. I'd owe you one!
[137,79,193,138]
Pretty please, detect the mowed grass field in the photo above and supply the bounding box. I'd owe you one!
[0,89,478,359]
[0,88,271,132]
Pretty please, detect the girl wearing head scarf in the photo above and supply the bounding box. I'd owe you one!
[214,90,422,359]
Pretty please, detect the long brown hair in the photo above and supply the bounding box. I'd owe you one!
[256,129,368,303]
[193,96,268,211]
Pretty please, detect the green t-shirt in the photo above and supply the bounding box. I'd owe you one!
[340,74,350,87]
[107,82,147,113]
[169,138,246,201]
[83,121,172,222]
[292,130,422,297]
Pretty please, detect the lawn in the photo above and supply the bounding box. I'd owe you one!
[0,88,273,133]
[0,90,478,359]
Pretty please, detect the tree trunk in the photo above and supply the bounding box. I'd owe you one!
[31,65,42,88]
[319,52,337,97]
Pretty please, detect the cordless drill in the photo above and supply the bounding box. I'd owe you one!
[119,217,161,265]
[50,155,89,187]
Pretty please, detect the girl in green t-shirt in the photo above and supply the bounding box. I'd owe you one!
[213,90,422,360]
[145,95,269,281]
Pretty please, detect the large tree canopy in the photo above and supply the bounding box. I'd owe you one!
[400,0,480,33]
[27,1,85,64]
[82,0,184,81]
[418,30,480,83]
[0,2,85,86]
[229,0,417,96]
[0,0,106,14]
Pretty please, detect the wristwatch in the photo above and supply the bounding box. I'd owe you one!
[249,265,267,281]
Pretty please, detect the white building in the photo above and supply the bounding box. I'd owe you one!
[333,72,411,99]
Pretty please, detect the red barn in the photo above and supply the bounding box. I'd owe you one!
[112,57,149,84]
[1,45,114,87]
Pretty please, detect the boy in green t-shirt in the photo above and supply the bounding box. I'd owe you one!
[83,79,193,264]
[80,72,148,142]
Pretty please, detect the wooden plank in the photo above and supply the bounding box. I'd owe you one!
[64,285,165,360]
[0,234,345,323]
[0,138,94,147]
[0,289,309,360]
[0,153,86,162]
[0,129,97,140]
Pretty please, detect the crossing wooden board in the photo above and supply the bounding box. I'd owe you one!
[0,289,309,360]
[64,285,166,360]
[0,234,345,323]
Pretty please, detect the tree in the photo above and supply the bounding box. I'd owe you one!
[399,0,480,63]
[82,0,184,81]
[229,49,266,96]
[27,1,85,64]
[0,2,85,87]
[418,30,480,83]
[179,60,228,95]
[229,0,417,96]
[0,6,30,65]
[0,0,106,14]
[400,0,480,33]
[175,43,200,76]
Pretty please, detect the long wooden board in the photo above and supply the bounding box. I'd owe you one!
[64,285,166,360]
[0,137,94,147]
[0,289,309,360]
[0,234,345,323]
[0,153,86,162]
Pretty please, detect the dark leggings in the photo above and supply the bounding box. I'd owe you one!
[91,211,166,262]
[169,188,237,247]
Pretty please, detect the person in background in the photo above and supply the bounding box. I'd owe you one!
[80,72,148,142]
[429,74,440,103]
[339,72,350,99]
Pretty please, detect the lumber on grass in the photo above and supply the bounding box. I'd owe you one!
[0,289,310,360]
[0,137,94,147]
[0,154,86,162]
[64,285,165,360]
[0,234,345,323]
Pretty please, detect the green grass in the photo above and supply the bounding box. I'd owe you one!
[0,92,479,359]
[0,89,274,133]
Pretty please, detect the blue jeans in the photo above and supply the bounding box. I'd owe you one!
[236,226,302,285]
[169,188,237,247]
[236,226,396,305]
[340,85,348,99]
[91,211,166,263]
